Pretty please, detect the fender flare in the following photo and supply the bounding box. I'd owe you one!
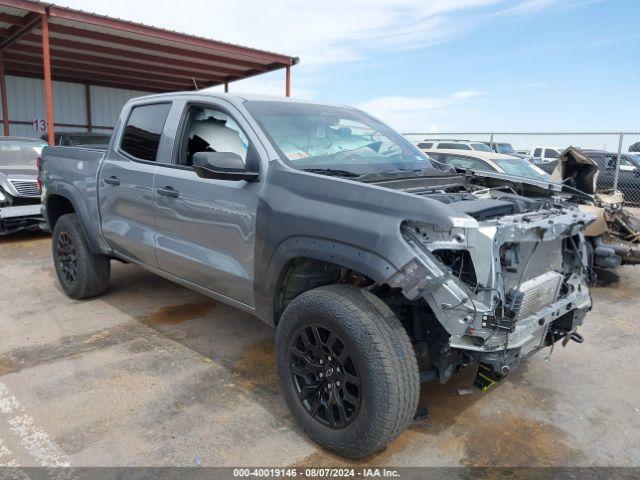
[255,236,398,325]
[45,183,107,255]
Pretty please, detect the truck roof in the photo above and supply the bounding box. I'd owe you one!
[125,90,341,107]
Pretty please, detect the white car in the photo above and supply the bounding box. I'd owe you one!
[416,139,493,152]
[532,146,562,164]
[423,149,550,180]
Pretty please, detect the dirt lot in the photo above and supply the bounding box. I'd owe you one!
[1,231,639,467]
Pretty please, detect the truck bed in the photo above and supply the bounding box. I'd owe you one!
[41,146,106,238]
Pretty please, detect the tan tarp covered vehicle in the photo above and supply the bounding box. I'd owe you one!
[553,147,640,266]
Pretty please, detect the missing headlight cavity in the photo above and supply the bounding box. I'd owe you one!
[432,249,477,286]
[500,242,520,272]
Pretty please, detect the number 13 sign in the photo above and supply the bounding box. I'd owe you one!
[32,118,47,132]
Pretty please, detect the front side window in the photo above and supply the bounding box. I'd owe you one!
[178,106,250,167]
[533,148,542,157]
[417,142,433,149]
[120,103,171,161]
[437,143,472,150]
[495,143,515,154]
[245,101,442,176]
[471,143,492,152]
[544,149,560,159]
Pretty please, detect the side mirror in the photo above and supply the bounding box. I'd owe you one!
[192,151,259,182]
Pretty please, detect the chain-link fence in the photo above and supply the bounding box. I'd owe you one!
[403,132,640,206]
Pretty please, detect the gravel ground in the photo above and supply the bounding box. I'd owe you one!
[1,231,639,467]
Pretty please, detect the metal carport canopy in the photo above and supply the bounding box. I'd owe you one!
[0,0,298,142]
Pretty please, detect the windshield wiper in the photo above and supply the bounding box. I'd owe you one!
[356,168,447,182]
[302,168,360,178]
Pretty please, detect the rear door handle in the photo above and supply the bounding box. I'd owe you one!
[156,186,179,198]
[104,176,120,186]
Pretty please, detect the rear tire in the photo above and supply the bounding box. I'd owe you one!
[52,213,110,299]
[276,284,419,459]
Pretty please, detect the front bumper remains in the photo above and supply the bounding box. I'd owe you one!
[393,205,594,376]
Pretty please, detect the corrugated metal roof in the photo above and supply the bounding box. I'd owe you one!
[0,0,298,92]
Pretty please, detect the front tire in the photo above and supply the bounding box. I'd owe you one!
[52,213,110,299]
[276,284,420,458]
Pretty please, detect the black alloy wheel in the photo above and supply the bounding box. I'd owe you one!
[52,213,110,299]
[56,231,78,284]
[288,324,361,429]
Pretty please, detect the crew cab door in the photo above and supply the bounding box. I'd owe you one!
[98,102,172,266]
[153,99,263,307]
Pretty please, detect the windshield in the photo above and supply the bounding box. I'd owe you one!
[471,143,492,152]
[245,101,446,176]
[621,154,640,168]
[493,158,550,181]
[495,143,515,154]
[0,140,47,167]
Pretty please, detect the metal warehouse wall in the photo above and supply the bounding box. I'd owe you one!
[1,75,148,139]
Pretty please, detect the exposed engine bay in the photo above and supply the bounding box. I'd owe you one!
[366,171,593,382]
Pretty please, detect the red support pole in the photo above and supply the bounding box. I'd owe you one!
[224,80,228,93]
[85,84,92,132]
[285,65,291,97]
[0,50,9,136]
[41,14,55,145]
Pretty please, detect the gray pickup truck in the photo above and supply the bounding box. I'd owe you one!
[41,92,593,458]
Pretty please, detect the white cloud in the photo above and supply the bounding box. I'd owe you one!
[449,89,487,100]
[48,0,523,96]
[357,90,488,131]
[493,0,556,16]
[47,0,565,128]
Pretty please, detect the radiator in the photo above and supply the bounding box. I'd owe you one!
[509,271,563,320]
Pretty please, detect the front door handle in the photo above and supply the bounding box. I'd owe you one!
[104,176,120,186]
[157,186,179,198]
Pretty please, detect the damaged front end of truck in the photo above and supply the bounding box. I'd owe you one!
[386,193,593,383]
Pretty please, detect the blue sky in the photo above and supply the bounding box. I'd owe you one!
[52,0,639,132]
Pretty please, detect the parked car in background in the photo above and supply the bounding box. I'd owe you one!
[416,139,493,151]
[41,131,111,148]
[0,136,47,235]
[424,149,549,180]
[532,146,562,163]
[629,142,640,153]
[483,142,534,162]
[538,149,640,205]
[41,91,593,458]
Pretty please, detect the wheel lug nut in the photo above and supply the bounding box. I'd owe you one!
[319,359,324,365]
[319,372,324,378]
[336,381,340,387]
[328,356,332,361]
[328,384,332,389]
[336,367,340,372]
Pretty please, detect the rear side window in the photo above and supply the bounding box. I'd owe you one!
[417,142,433,149]
[533,148,542,157]
[120,103,171,161]
[437,143,471,150]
